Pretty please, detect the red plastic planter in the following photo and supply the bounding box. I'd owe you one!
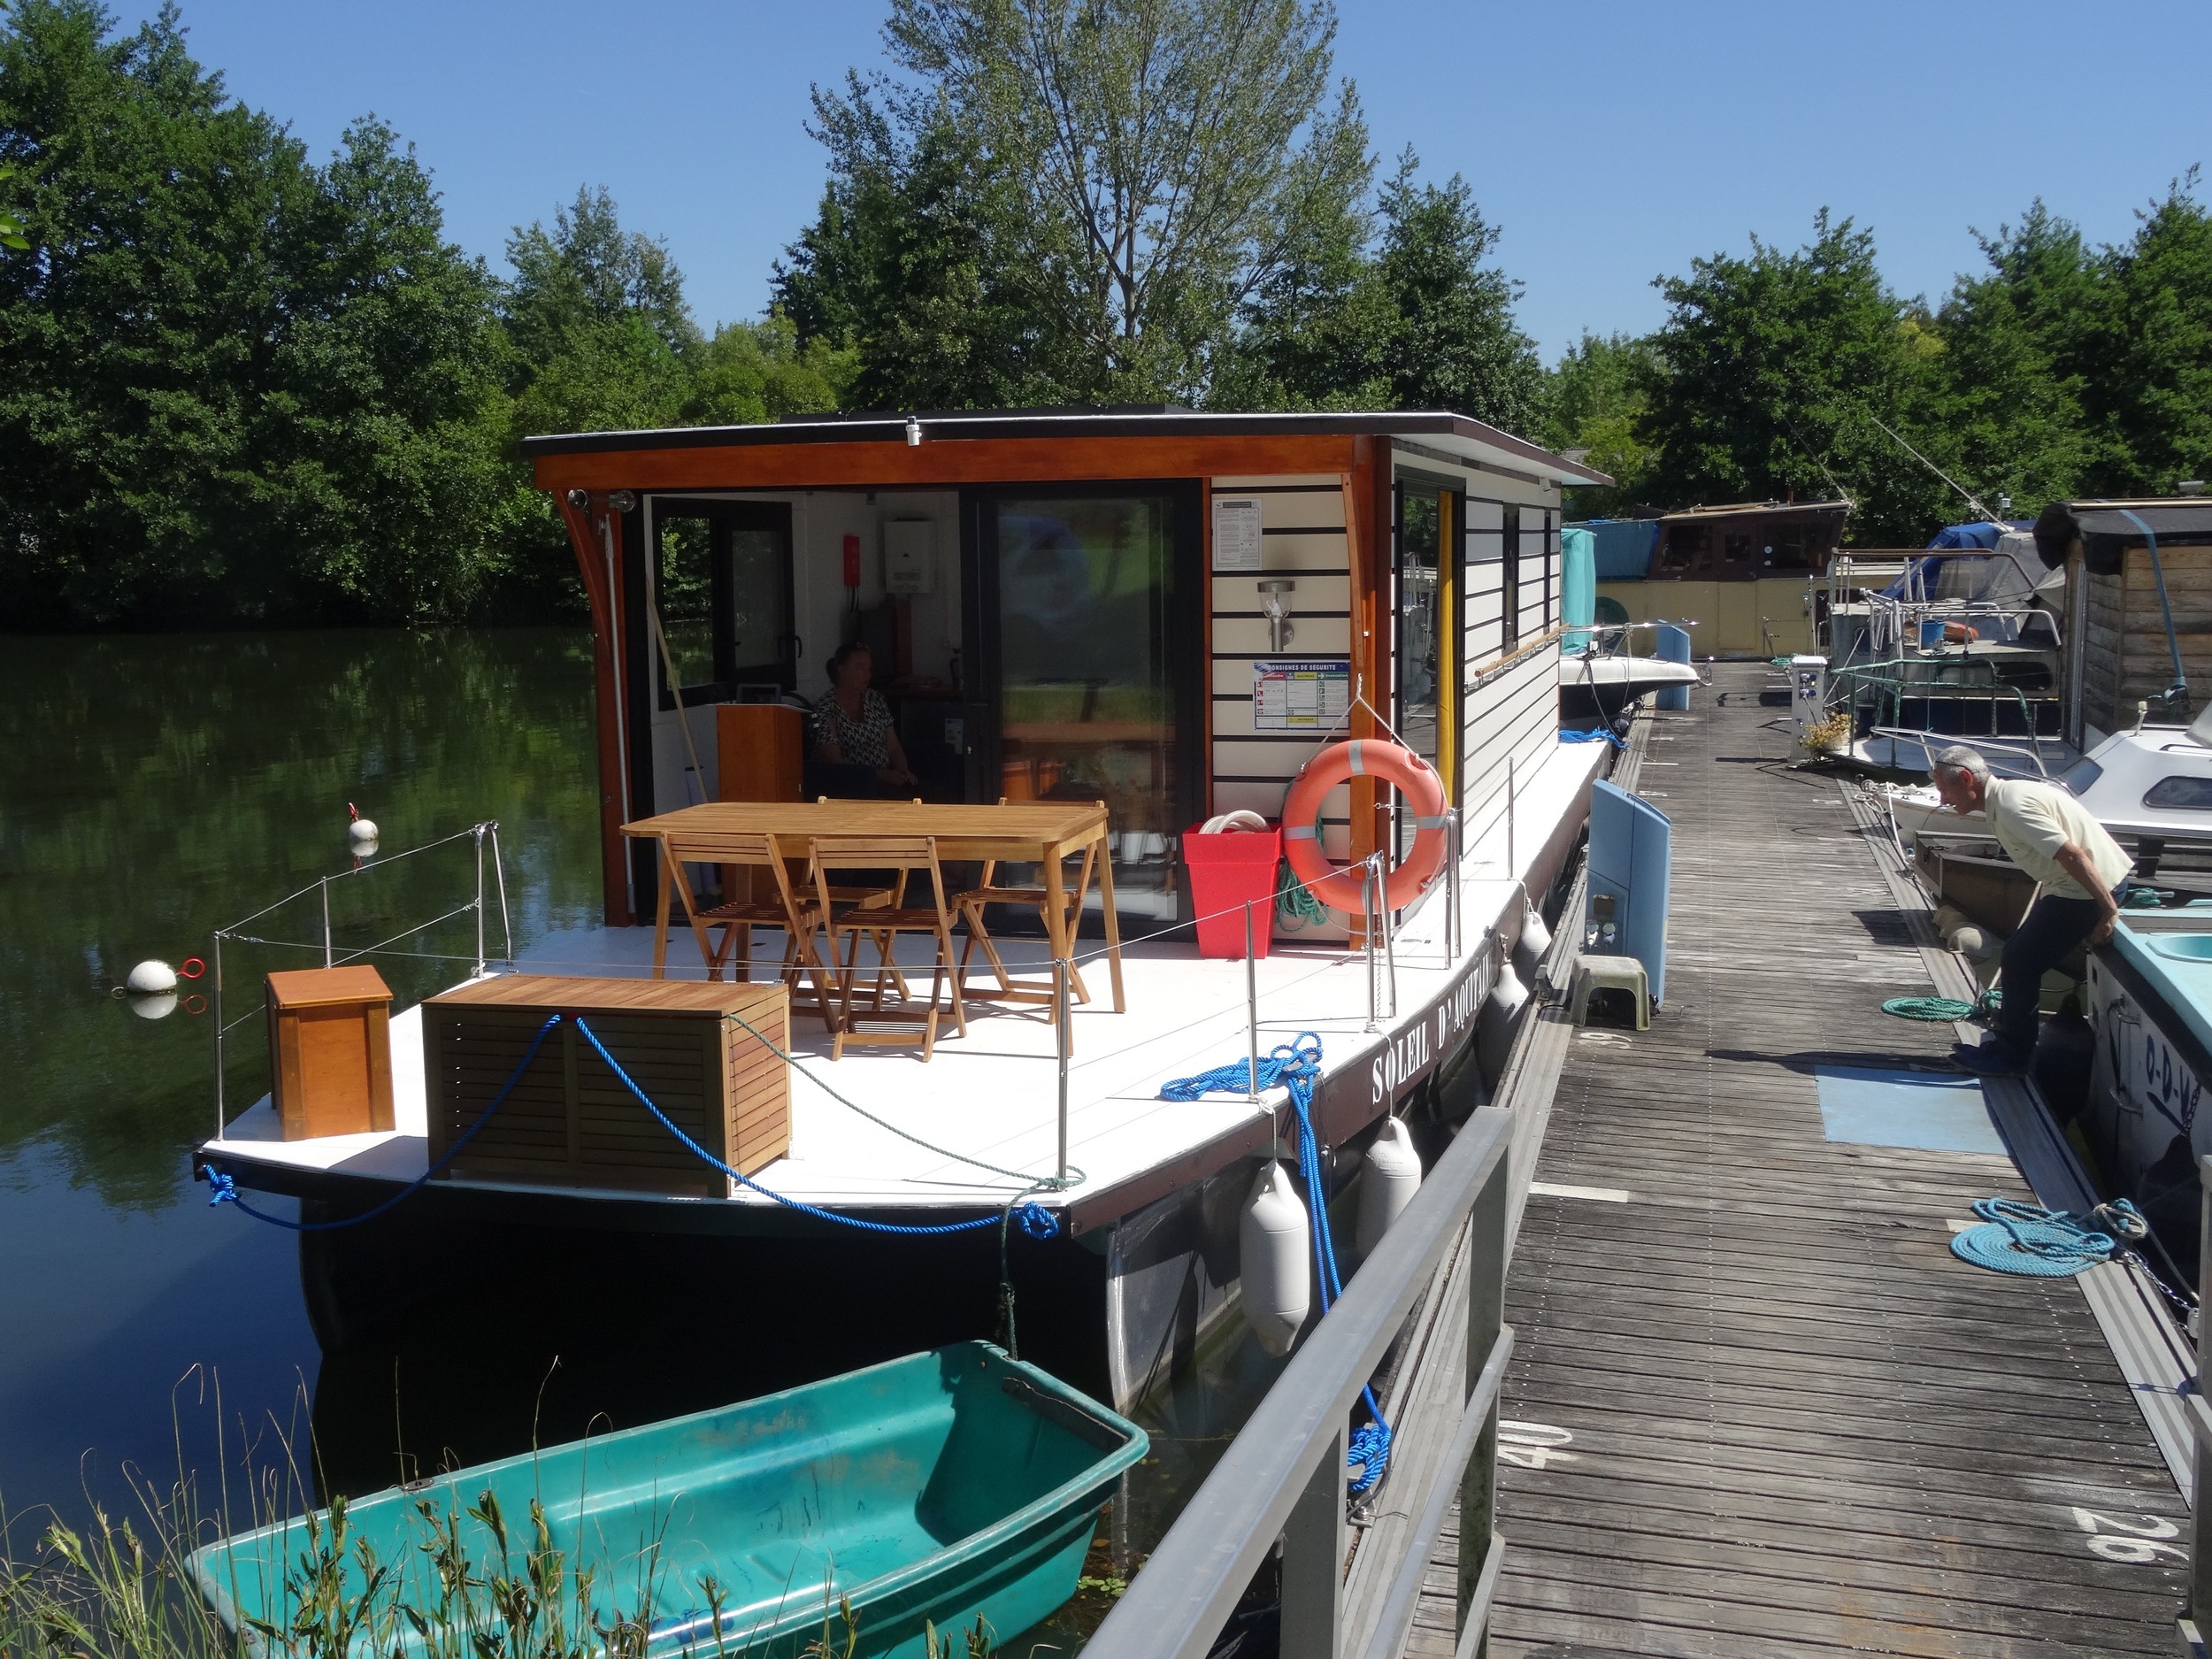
[1184,824,1283,959]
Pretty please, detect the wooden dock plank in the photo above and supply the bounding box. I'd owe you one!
[1415,673,2189,1658]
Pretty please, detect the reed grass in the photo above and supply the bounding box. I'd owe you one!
[0,1374,874,1659]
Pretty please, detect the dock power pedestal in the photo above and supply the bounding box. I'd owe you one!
[1789,654,1829,741]
[1586,779,1672,1006]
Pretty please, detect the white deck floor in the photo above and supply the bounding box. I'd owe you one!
[204,742,1602,1221]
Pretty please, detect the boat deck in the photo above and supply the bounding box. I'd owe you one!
[1427,666,2190,1656]
[199,742,1602,1232]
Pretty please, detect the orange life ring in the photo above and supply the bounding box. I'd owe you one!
[1282,740,1450,913]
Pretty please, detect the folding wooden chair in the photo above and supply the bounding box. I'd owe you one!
[952,800,1102,1008]
[657,829,840,1033]
[810,834,967,1060]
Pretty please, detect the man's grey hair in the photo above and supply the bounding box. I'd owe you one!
[1933,744,1992,784]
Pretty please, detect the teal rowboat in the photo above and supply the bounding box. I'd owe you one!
[190,1342,1146,1657]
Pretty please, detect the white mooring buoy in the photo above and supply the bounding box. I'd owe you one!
[127,959,178,995]
[1240,1159,1311,1357]
[348,802,379,851]
[1356,1116,1424,1256]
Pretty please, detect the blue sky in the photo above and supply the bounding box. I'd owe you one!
[157,0,2212,364]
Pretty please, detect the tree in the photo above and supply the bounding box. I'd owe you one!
[0,0,516,626]
[1639,211,1953,543]
[786,0,1371,406]
[2085,173,2212,495]
[680,312,855,426]
[1543,331,1660,518]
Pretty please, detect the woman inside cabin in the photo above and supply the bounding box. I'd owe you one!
[812,641,919,796]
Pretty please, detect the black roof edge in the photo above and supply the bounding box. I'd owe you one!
[2033,497,2212,571]
[519,408,1609,486]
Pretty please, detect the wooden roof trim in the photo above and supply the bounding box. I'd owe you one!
[531,432,1362,493]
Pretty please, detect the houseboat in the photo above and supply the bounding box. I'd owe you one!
[195,409,1614,1414]
[1587,498,1847,658]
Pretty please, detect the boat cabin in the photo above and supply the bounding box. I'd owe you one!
[523,410,1611,933]
[2034,497,2212,748]
[1589,499,1847,658]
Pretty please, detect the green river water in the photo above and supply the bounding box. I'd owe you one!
[0,627,1273,1647]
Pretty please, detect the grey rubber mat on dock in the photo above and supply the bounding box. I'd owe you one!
[1470,665,2189,1659]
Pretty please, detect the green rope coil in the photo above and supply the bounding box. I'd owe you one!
[1276,859,1329,932]
[1882,989,2001,1021]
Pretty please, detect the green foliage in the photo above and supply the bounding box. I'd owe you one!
[1542,331,1660,518]
[782,0,1375,408]
[1636,210,1952,543]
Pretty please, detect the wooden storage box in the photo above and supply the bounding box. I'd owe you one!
[421,975,790,1196]
[265,966,396,1141]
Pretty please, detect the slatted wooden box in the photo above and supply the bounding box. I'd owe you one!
[421,975,790,1196]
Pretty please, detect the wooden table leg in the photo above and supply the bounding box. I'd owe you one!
[1094,826,1126,1012]
[652,840,672,979]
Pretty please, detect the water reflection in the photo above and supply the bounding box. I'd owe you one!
[0,627,602,1525]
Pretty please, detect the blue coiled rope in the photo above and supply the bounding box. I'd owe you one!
[1161,1033,1392,1497]
[1949,1197,2144,1277]
[208,1011,1057,1242]
[1559,726,1627,749]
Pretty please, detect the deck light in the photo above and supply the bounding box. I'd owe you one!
[607,490,637,514]
[565,488,588,510]
[905,418,922,447]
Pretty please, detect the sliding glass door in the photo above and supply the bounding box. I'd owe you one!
[975,488,1198,925]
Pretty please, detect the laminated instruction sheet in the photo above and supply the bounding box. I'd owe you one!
[1253,658,1351,731]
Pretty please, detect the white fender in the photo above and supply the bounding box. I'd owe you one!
[1477,962,1528,1083]
[1356,1117,1424,1256]
[1511,902,1553,984]
[1240,1159,1310,1357]
[127,959,177,994]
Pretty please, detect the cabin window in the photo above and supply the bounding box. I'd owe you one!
[1655,525,1705,575]
[2058,757,2103,795]
[1500,504,1521,648]
[649,500,796,706]
[1722,531,1755,571]
[2144,776,2212,810]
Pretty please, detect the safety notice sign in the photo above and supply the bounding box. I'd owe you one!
[1253,658,1351,731]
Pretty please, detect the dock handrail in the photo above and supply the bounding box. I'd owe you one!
[2180,1155,2212,1652]
[1085,1102,1514,1659]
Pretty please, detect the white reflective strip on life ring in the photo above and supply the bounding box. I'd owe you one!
[1283,825,1319,841]
[1413,815,1452,830]
[1347,741,1366,775]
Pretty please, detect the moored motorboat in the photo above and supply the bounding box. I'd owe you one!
[191,1341,1146,1658]
[1558,650,1701,719]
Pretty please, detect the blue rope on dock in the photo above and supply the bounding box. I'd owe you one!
[1161,1033,1392,1496]
[1949,1197,2143,1278]
[1559,726,1627,748]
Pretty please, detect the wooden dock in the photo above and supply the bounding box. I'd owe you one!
[1424,664,2191,1657]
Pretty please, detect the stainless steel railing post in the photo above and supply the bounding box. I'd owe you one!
[1364,860,1380,1034]
[1245,901,1261,1103]
[1506,755,1517,882]
[1056,957,1071,1183]
[211,930,226,1137]
[320,876,333,969]
[1447,808,1462,962]
[472,824,488,978]
[488,821,513,964]
[1383,853,1399,1019]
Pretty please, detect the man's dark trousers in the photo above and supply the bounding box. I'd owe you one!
[1991,881,2128,1057]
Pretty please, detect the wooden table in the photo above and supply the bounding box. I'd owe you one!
[622,801,1126,1016]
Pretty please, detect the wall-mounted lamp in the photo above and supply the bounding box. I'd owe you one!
[905,417,922,448]
[1257,578,1296,652]
[607,490,637,514]
[565,488,589,511]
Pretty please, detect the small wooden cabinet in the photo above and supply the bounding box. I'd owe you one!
[265,966,396,1141]
[421,975,790,1196]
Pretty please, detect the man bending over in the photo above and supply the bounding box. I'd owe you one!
[1931,743,2131,1075]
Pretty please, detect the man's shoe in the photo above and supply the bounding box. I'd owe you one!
[1952,1041,2028,1077]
